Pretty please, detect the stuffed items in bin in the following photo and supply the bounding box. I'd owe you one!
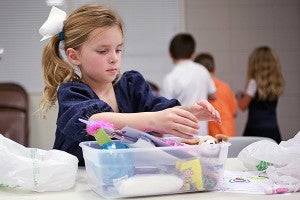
[181,134,228,156]
[181,134,228,145]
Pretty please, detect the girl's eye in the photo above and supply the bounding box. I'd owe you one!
[97,50,107,54]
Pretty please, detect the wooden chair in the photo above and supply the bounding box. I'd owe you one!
[0,83,29,146]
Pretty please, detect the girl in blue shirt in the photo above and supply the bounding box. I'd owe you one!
[40,4,221,165]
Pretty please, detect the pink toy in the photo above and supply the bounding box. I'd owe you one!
[79,118,114,135]
[79,118,114,146]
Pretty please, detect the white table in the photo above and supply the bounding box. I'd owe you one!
[1,158,299,200]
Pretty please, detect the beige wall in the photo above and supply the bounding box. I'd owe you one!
[185,0,300,140]
[29,93,57,149]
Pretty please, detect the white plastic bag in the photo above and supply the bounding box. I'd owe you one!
[0,134,78,192]
[237,131,300,188]
[238,131,300,170]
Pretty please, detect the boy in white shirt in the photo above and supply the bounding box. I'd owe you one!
[162,33,216,135]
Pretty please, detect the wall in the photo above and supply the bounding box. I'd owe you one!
[29,93,57,149]
[185,0,300,140]
[0,0,183,92]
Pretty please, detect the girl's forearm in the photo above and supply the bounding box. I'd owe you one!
[89,112,155,132]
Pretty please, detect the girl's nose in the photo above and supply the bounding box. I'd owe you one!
[109,52,118,64]
[109,59,115,64]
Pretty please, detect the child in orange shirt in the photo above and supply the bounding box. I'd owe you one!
[195,53,238,137]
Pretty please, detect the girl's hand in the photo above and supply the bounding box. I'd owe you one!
[151,107,200,139]
[182,100,221,124]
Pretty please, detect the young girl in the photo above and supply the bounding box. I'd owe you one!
[39,4,221,165]
[236,46,284,143]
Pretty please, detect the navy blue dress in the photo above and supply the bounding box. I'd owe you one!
[54,70,180,166]
[243,94,282,144]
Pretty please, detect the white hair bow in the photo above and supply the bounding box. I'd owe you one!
[39,6,66,41]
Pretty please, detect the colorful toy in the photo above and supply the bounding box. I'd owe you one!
[79,118,114,146]
[176,158,204,191]
[178,134,228,191]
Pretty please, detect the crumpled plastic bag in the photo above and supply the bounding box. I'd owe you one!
[238,131,300,187]
[266,163,300,185]
[0,134,78,192]
[238,131,300,170]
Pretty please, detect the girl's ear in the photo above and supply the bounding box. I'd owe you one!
[66,48,80,65]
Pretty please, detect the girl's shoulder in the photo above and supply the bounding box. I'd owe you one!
[59,81,89,89]
[121,70,144,79]
[58,81,93,94]
[119,70,146,84]
[116,70,150,94]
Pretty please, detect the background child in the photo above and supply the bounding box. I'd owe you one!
[195,53,238,137]
[39,4,221,165]
[236,46,284,143]
[162,33,216,136]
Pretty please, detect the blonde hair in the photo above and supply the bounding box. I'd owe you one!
[247,46,284,100]
[40,4,124,115]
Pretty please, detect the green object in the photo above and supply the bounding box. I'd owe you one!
[256,161,273,171]
[94,128,112,146]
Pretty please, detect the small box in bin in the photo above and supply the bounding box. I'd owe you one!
[80,139,229,198]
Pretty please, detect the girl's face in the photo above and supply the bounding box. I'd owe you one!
[74,26,123,86]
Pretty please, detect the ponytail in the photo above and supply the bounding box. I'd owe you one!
[40,35,77,115]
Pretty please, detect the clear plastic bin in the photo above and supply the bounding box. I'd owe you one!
[80,139,229,198]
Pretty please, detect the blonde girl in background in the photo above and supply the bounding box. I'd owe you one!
[236,46,284,143]
[39,4,221,165]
